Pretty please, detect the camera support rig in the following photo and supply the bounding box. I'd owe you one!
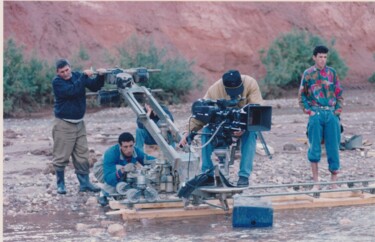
[96,67,271,211]
[97,67,200,203]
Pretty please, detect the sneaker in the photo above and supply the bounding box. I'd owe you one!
[237,176,249,187]
[97,196,109,207]
[200,175,215,186]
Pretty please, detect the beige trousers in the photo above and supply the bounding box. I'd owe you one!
[52,118,90,174]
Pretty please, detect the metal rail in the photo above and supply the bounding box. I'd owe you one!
[247,186,375,198]
[111,179,375,207]
[117,198,183,205]
[248,179,375,189]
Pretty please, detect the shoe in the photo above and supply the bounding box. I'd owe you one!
[98,196,109,207]
[56,170,67,194]
[77,174,101,193]
[237,176,249,187]
[200,175,215,186]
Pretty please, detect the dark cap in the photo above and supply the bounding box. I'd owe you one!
[222,70,243,97]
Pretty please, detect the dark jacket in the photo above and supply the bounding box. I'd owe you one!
[52,72,104,120]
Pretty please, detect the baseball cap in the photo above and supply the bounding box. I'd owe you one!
[222,70,243,97]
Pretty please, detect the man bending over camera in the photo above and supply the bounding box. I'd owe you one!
[179,70,263,187]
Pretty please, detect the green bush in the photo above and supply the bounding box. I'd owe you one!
[369,54,375,84]
[110,35,203,103]
[3,38,54,115]
[3,36,201,116]
[369,73,375,83]
[260,29,348,97]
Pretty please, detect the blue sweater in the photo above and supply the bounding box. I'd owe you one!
[52,72,104,120]
[103,144,156,187]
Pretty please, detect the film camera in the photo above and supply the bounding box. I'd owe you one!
[103,67,160,88]
[97,67,160,106]
[189,98,272,148]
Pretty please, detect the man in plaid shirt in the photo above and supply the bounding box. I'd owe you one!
[298,45,343,190]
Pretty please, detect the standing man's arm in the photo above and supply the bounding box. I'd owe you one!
[82,68,106,92]
[333,72,343,116]
[298,72,313,115]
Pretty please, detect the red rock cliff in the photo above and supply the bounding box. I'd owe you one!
[4,2,375,99]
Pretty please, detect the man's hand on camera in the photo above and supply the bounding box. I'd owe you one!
[123,163,136,173]
[83,69,95,77]
[83,68,107,77]
[96,68,107,75]
[178,133,188,147]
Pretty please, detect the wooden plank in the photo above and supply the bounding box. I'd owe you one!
[121,207,230,220]
[319,191,364,199]
[269,194,314,203]
[114,192,375,220]
[109,200,184,210]
[274,196,375,210]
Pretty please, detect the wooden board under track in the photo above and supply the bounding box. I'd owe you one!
[107,191,375,220]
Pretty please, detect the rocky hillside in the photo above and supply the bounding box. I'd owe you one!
[4,2,375,99]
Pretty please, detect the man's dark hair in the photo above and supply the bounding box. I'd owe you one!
[118,132,135,144]
[55,58,70,70]
[313,45,329,56]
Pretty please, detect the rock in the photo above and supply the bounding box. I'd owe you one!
[107,223,126,237]
[4,129,18,138]
[86,197,98,206]
[339,218,353,226]
[88,228,105,236]
[283,143,297,151]
[3,140,13,147]
[256,142,275,156]
[43,163,55,175]
[31,149,52,156]
[101,220,114,227]
[76,223,90,231]
[366,150,375,158]
[3,197,10,206]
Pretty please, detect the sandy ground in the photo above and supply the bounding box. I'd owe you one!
[3,87,375,240]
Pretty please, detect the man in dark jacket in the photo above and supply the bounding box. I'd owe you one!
[52,58,106,194]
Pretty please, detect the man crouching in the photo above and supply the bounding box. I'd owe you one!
[98,132,156,206]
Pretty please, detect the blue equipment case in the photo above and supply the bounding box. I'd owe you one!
[232,195,273,228]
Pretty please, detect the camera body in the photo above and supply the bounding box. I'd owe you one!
[104,67,150,88]
[98,67,160,106]
[191,98,272,147]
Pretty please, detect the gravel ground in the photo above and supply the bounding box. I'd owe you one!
[3,87,375,240]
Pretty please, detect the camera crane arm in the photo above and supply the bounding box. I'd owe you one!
[97,67,200,180]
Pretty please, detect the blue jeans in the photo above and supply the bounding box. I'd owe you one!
[135,128,157,152]
[135,128,175,152]
[307,109,341,172]
[201,127,257,178]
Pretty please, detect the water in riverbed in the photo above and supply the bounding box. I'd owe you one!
[4,205,375,241]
